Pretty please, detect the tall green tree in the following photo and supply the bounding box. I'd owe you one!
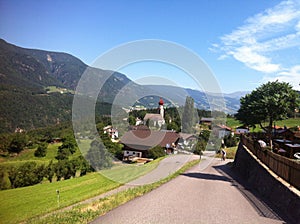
[235,81,299,137]
[85,139,113,170]
[182,96,196,133]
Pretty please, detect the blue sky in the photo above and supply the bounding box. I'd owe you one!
[0,0,299,93]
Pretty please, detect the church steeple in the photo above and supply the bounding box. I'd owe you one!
[158,98,164,119]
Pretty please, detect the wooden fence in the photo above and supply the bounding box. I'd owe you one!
[241,135,300,190]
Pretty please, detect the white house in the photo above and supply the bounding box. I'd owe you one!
[103,125,119,140]
[235,126,249,134]
[214,125,232,139]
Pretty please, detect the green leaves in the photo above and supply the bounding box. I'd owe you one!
[236,80,299,134]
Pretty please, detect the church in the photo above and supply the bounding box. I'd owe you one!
[120,98,180,160]
[143,98,165,128]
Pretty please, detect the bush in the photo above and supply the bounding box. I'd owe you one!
[8,162,45,188]
[0,169,11,190]
[148,146,165,159]
[34,142,48,157]
[224,134,239,147]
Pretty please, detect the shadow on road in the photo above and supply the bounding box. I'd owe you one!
[181,172,231,182]
[181,161,294,224]
[213,162,294,224]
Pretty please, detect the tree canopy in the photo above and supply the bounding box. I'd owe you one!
[182,96,197,133]
[235,81,299,135]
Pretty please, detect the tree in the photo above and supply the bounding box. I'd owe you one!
[182,96,196,133]
[85,139,113,170]
[45,160,55,183]
[34,142,48,157]
[8,162,45,188]
[55,135,77,160]
[235,81,299,139]
[128,115,136,126]
[8,133,28,154]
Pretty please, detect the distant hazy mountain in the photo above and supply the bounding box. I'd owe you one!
[142,85,243,114]
[0,39,244,133]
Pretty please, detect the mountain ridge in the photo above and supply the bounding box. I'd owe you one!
[0,39,244,133]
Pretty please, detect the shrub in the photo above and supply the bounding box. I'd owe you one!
[34,142,48,157]
[148,146,165,159]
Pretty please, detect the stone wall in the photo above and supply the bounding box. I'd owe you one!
[233,142,300,223]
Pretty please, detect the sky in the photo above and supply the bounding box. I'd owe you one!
[0,0,299,93]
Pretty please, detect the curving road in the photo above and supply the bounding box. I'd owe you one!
[91,156,290,224]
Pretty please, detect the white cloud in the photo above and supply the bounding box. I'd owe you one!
[217,0,300,78]
[262,65,300,90]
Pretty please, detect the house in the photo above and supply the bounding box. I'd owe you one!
[199,117,214,129]
[120,129,180,159]
[103,125,119,140]
[213,125,232,139]
[177,133,198,150]
[235,126,249,134]
[135,117,143,126]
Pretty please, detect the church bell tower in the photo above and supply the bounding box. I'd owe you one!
[159,98,164,119]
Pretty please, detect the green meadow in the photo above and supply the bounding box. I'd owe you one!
[0,142,162,224]
[226,117,300,131]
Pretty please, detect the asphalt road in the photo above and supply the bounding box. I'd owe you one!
[91,157,288,224]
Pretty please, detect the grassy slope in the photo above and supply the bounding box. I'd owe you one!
[226,117,300,131]
[0,172,120,224]
[0,156,162,224]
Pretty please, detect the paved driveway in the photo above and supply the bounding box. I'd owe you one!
[91,157,289,224]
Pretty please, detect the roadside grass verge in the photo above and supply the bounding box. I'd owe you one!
[27,159,200,224]
[0,158,162,224]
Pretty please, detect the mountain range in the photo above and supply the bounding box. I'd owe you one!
[0,39,246,133]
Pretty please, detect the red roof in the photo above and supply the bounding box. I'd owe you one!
[215,125,232,131]
[159,98,164,105]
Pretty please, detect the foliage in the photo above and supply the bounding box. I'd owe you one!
[235,81,299,137]
[128,115,136,126]
[85,139,113,170]
[8,162,45,188]
[182,96,196,133]
[55,135,77,160]
[223,134,239,147]
[193,140,205,155]
[8,133,29,154]
[147,146,165,159]
[34,142,48,157]
[193,130,210,154]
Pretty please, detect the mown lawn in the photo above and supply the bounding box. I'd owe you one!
[0,172,120,224]
[101,157,164,183]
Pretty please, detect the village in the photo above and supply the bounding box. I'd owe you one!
[102,98,300,163]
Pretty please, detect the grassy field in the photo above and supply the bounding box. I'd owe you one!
[0,157,162,224]
[27,159,200,224]
[0,172,120,224]
[226,117,300,131]
[101,157,164,183]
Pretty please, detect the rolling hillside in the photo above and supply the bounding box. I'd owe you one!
[0,39,245,133]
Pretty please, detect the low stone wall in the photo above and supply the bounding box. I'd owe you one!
[233,142,300,223]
